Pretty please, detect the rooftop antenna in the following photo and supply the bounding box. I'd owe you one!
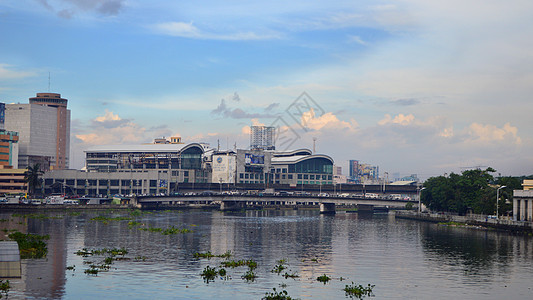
[48,72,51,92]
[313,137,317,153]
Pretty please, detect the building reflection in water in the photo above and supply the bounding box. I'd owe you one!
[0,213,67,299]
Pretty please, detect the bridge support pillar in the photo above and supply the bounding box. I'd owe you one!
[220,200,245,211]
[320,202,336,214]
[357,204,374,212]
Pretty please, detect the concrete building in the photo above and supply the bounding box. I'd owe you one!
[211,152,237,184]
[250,125,275,150]
[5,93,70,170]
[348,159,379,184]
[235,148,333,186]
[0,129,19,169]
[43,141,334,196]
[0,169,27,195]
[513,179,533,221]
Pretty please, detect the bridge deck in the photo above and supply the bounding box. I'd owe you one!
[136,195,415,208]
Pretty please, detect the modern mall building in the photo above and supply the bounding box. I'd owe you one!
[43,139,334,196]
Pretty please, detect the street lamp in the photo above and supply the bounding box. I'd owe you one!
[496,185,506,219]
[418,187,426,213]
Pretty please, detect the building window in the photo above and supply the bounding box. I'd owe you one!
[298,174,302,179]
[288,174,293,180]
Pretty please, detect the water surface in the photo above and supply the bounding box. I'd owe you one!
[2,209,532,299]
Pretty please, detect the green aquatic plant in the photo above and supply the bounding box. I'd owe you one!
[241,269,257,282]
[316,274,331,284]
[8,231,49,259]
[84,268,99,275]
[218,250,232,258]
[220,259,257,269]
[134,256,148,261]
[66,265,75,270]
[0,279,10,299]
[129,209,142,216]
[194,251,215,259]
[343,282,375,299]
[139,226,192,235]
[75,247,128,257]
[262,288,294,300]
[283,272,299,279]
[200,266,218,283]
[127,221,142,228]
[90,216,132,223]
[271,264,286,274]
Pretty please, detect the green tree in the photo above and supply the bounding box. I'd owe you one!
[24,164,44,198]
[422,167,496,215]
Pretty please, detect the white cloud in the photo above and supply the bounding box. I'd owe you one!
[300,109,357,131]
[463,122,522,145]
[0,64,36,80]
[152,21,281,41]
[378,114,414,126]
[94,109,121,122]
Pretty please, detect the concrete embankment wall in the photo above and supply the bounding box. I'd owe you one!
[0,204,135,211]
[395,211,533,234]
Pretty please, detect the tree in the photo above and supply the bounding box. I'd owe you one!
[422,167,497,215]
[24,164,44,198]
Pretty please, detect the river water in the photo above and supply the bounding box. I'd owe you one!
[1,209,532,299]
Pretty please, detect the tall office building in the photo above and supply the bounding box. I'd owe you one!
[5,93,70,170]
[250,125,275,150]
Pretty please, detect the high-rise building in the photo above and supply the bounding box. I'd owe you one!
[0,129,19,169]
[250,125,275,150]
[349,160,359,179]
[5,93,70,170]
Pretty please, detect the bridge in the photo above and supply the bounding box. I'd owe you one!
[134,194,419,213]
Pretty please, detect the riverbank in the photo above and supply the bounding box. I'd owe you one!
[0,204,135,211]
[395,211,533,234]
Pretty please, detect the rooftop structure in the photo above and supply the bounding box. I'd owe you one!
[85,143,208,172]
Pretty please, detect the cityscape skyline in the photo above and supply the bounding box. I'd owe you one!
[1,1,532,179]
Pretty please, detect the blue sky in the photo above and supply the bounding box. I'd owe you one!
[1,0,532,179]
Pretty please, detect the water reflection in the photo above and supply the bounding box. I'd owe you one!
[420,222,533,281]
[1,210,532,299]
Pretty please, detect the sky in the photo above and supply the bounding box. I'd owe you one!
[1,0,532,180]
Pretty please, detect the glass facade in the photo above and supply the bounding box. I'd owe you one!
[288,157,333,174]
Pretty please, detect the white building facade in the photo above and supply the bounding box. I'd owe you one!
[5,103,70,170]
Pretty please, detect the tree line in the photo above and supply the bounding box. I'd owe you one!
[421,167,531,216]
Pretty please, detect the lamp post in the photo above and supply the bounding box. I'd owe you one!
[418,187,426,213]
[496,185,506,219]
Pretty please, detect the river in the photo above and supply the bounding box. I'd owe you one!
[1,209,532,299]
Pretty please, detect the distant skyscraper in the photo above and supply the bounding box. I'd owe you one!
[5,93,70,170]
[349,160,359,179]
[250,125,275,150]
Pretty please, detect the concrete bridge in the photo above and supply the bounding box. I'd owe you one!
[134,194,418,213]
